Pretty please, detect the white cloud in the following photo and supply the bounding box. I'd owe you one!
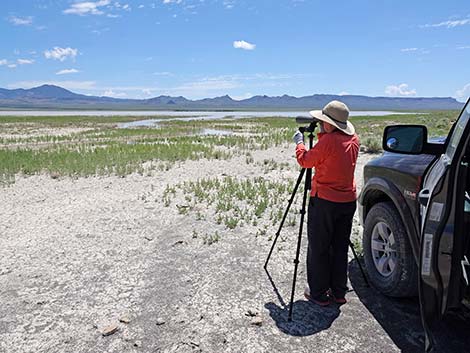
[401,47,418,52]
[151,73,307,99]
[233,40,256,50]
[223,1,235,9]
[91,27,110,34]
[422,18,470,28]
[8,81,96,90]
[17,59,34,65]
[142,89,155,96]
[44,47,78,61]
[63,0,111,16]
[175,79,240,91]
[153,71,172,76]
[338,91,350,96]
[385,83,417,97]
[8,64,17,69]
[0,59,7,66]
[9,16,33,25]
[456,84,470,102]
[103,90,127,98]
[56,69,80,75]
[113,2,131,10]
[163,0,182,4]
[138,4,145,8]
[232,93,253,100]
[457,45,470,50]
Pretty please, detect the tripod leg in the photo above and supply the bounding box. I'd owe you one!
[264,168,306,269]
[288,168,311,322]
[349,242,370,287]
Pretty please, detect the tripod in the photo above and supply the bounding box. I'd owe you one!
[264,122,369,322]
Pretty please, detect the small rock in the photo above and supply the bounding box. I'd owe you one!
[144,235,154,241]
[0,268,12,276]
[102,323,119,336]
[173,240,185,246]
[250,317,263,326]
[134,340,142,347]
[119,315,131,324]
[156,318,166,326]
[245,309,258,317]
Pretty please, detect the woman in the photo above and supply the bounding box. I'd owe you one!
[293,100,360,306]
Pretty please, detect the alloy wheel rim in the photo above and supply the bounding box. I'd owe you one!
[371,221,397,277]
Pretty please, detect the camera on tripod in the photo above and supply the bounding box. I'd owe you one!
[295,116,319,133]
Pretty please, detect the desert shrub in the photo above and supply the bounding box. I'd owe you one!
[363,137,382,153]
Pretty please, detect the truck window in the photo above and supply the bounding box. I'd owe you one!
[446,105,470,161]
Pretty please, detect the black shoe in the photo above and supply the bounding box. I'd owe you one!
[305,291,330,306]
[328,290,347,305]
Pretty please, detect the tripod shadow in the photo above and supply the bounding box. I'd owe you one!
[264,268,340,336]
[349,259,470,352]
[264,300,340,336]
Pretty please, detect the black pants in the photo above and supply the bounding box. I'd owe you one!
[307,196,356,299]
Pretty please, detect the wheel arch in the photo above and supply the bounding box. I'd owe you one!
[360,177,420,265]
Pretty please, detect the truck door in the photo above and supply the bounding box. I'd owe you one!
[418,99,470,352]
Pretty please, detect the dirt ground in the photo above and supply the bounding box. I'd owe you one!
[2,146,470,353]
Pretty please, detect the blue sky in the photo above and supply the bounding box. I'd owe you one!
[1,0,469,101]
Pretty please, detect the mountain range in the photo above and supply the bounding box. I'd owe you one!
[0,85,465,111]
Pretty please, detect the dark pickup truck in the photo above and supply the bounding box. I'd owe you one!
[358,98,470,351]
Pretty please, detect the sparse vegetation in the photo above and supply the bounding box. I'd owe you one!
[203,231,220,245]
[161,176,302,242]
[0,111,459,184]
[363,137,382,153]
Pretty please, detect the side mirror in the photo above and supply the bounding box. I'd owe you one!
[382,125,427,154]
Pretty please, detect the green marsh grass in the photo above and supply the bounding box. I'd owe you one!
[170,176,299,240]
[0,110,460,183]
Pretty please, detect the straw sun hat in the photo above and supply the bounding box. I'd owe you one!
[309,100,355,135]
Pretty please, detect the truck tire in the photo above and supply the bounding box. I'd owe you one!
[363,201,418,297]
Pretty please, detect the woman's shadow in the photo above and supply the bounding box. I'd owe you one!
[264,300,341,336]
[263,269,341,336]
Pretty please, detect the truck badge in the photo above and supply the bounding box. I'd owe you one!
[404,189,417,200]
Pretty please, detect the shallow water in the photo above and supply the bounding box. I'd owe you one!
[201,128,233,136]
[109,111,415,128]
[0,110,415,118]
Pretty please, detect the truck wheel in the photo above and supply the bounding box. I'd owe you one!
[363,202,418,297]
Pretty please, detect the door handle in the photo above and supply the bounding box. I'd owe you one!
[418,189,430,206]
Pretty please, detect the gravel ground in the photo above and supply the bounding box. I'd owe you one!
[2,147,470,353]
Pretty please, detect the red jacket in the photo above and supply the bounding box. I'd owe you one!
[295,131,359,203]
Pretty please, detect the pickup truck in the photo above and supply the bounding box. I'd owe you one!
[358,98,470,351]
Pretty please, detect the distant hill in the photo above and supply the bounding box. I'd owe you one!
[0,84,464,110]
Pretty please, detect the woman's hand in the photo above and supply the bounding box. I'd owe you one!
[293,131,304,145]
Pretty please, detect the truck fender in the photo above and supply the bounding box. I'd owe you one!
[360,177,420,265]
